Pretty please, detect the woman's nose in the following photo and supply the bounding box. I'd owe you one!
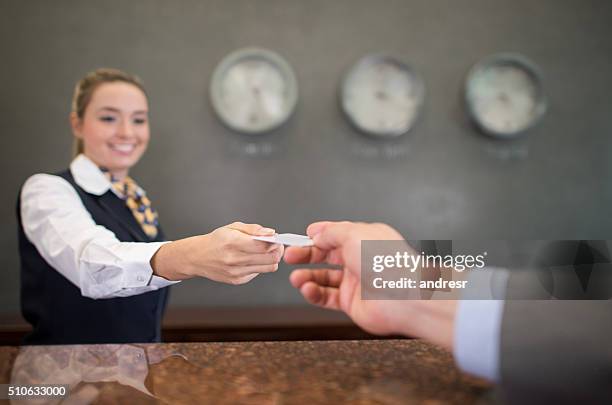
[117,120,134,138]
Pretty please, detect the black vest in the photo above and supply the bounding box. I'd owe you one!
[17,170,170,345]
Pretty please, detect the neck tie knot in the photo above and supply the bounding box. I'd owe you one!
[103,170,159,239]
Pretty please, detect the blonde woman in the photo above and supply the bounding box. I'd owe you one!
[18,68,283,345]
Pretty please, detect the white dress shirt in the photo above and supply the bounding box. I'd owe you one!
[20,154,179,299]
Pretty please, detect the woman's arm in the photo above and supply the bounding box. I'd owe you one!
[151,222,283,285]
[20,174,281,299]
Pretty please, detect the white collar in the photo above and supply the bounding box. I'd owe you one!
[70,154,112,196]
[70,154,146,197]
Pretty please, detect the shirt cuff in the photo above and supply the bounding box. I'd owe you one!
[150,274,181,288]
[121,241,175,288]
[453,267,509,382]
[454,299,505,381]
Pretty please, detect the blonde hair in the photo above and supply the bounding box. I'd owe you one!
[71,68,147,157]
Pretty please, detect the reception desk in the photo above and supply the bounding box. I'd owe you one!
[0,340,492,404]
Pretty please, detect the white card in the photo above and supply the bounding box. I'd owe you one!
[252,233,314,247]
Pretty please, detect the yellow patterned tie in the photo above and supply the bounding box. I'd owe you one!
[104,172,159,239]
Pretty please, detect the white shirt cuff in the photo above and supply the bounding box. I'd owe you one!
[454,299,505,382]
[120,241,178,288]
[150,274,181,288]
[453,267,509,382]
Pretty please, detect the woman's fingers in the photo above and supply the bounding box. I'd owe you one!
[233,273,259,285]
[226,222,283,253]
[229,249,283,266]
[290,268,343,289]
[299,281,341,311]
[237,239,281,254]
[226,264,279,284]
[227,222,275,236]
[239,263,280,275]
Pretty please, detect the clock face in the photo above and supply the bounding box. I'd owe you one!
[341,54,425,137]
[210,48,298,134]
[466,53,546,138]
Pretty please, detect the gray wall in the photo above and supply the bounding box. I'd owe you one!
[1,0,611,315]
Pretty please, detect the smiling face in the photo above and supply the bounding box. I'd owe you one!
[71,81,149,179]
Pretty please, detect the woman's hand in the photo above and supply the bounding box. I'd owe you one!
[151,222,284,285]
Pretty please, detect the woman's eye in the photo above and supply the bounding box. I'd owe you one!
[133,118,147,125]
[99,116,116,123]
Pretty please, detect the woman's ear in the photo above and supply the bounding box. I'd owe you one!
[70,112,83,138]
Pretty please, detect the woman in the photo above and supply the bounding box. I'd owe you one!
[18,68,283,345]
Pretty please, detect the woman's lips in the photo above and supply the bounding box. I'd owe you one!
[108,143,136,155]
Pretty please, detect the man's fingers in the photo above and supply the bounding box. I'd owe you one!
[289,269,343,289]
[283,246,307,263]
[306,221,333,238]
[299,281,341,311]
[310,222,354,251]
[284,246,329,264]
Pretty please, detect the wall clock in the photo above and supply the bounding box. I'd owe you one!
[340,54,425,137]
[210,47,298,134]
[465,53,546,138]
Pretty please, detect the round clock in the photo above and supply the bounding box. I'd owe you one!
[210,47,298,134]
[340,54,425,137]
[465,53,546,138]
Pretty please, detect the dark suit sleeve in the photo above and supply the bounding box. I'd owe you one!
[499,285,612,403]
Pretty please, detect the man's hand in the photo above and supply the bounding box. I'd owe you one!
[284,221,457,350]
